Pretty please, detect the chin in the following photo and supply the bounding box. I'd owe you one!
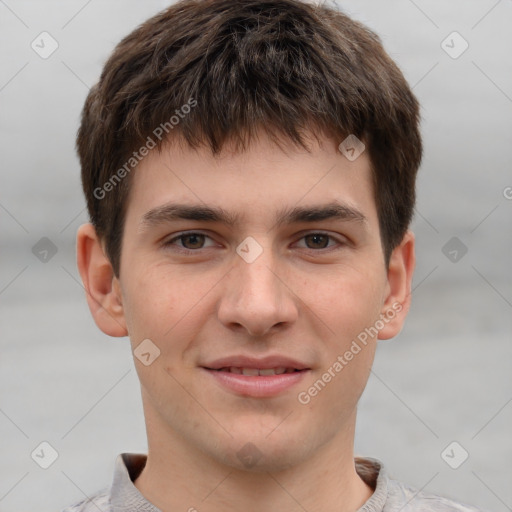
[213,431,314,473]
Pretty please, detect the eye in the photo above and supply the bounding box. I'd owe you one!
[162,231,346,254]
[163,232,216,251]
[295,232,344,250]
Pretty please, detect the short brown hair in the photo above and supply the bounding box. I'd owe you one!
[77,0,422,276]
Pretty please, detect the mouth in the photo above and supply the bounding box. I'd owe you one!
[209,367,302,376]
[201,356,311,397]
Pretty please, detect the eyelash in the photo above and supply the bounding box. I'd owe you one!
[162,231,346,254]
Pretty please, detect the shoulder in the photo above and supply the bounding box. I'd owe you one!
[60,488,111,512]
[386,478,488,512]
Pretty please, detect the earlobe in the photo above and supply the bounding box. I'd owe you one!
[377,230,415,340]
[76,223,128,337]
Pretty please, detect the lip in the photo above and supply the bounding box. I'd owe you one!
[201,355,311,398]
[203,368,309,397]
[202,355,310,371]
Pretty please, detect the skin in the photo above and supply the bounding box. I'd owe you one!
[77,129,415,512]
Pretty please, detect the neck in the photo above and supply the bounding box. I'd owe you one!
[134,406,374,512]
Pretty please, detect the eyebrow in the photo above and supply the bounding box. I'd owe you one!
[140,201,368,231]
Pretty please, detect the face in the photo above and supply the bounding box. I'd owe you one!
[106,131,410,472]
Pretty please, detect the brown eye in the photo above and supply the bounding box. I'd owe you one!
[179,233,206,249]
[164,232,215,252]
[303,233,331,249]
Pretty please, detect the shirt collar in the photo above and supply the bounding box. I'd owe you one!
[110,453,389,512]
[111,453,161,511]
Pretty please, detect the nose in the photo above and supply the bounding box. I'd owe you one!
[217,244,299,338]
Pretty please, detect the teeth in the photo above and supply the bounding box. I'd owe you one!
[242,368,260,376]
[221,367,295,375]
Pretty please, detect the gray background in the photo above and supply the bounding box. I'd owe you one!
[1,0,511,511]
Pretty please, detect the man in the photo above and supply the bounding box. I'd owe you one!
[64,0,484,510]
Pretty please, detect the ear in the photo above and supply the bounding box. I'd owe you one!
[377,230,415,340]
[76,223,128,337]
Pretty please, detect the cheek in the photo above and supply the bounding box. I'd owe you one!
[298,275,380,418]
[305,268,384,342]
[121,265,175,342]
[121,264,213,355]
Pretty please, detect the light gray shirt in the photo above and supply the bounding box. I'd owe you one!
[61,453,486,512]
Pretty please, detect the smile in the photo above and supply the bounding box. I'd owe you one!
[203,367,309,398]
[213,367,301,375]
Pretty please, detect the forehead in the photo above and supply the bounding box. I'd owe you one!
[125,131,378,229]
